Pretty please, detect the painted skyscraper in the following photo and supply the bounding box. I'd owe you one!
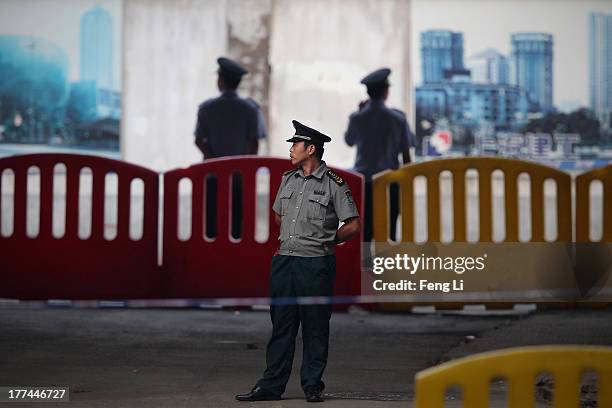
[466,48,509,85]
[80,5,113,90]
[589,12,612,129]
[510,33,553,111]
[421,30,464,84]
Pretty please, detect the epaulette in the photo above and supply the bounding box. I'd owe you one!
[326,169,344,185]
[283,168,299,176]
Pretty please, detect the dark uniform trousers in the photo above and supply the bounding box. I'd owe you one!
[256,254,336,395]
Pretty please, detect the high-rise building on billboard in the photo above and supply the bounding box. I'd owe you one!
[421,30,465,84]
[510,32,553,111]
[80,5,113,90]
[589,12,612,129]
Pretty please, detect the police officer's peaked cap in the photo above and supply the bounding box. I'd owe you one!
[217,57,248,79]
[360,67,391,87]
[286,120,332,144]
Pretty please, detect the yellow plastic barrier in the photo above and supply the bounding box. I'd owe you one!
[575,164,612,243]
[414,345,612,407]
[372,157,572,243]
[371,158,573,310]
[574,165,612,306]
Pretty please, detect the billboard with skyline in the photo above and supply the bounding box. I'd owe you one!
[0,0,122,157]
[412,0,612,170]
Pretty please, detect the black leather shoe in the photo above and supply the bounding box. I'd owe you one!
[235,386,281,401]
[305,386,324,403]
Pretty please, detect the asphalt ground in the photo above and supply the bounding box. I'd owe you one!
[1,305,611,407]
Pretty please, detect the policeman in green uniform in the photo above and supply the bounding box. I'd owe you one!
[236,120,361,403]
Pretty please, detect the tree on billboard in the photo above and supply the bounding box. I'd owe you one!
[522,108,604,144]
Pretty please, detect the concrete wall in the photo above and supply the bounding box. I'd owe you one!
[269,0,412,168]
[122,0,228,171]
[227,0,272,156]
[122,0,412,171]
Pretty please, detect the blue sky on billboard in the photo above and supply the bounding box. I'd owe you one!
[412,0,612,112]
[0,0,122,92]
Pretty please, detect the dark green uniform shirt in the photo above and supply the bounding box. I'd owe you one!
[272,161,359,257]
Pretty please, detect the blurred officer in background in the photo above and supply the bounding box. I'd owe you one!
[344,67,416,242]
[194,57,267,239]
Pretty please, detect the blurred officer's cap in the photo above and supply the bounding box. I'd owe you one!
[217,57,248,81]
[360,67,391,89]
